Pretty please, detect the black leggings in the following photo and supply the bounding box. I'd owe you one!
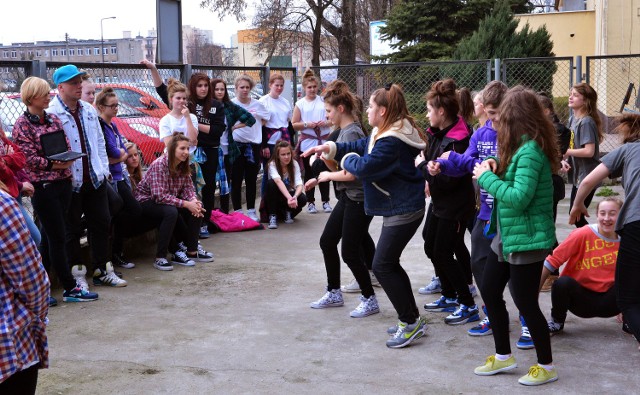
[551,276,618,323]
[319,194,374,297]
[302,154,329,203]
[112,180,142,255]
[480,250,552,364]
[616,221,640,343]
[264,179,306,218]
[140,202,201,257]
[231,144,260,211]
[198,146,220,221]
[0,364,39,394]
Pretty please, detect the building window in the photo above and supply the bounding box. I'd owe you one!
[69,49,75,56]
[78,48,84,56]
[44,50,49,57]
[94,47,100,55]
[36,50,42,57]
[10,51,16,58]
[110,46,117,54]
[2,51,7,58]
[103,47,108,55]
[52,49,58,56]
[85,48,91,55]
[61,49,66,56]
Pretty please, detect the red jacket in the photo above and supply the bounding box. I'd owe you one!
[0,136,26,198]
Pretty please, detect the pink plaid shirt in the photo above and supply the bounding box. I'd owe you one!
[134,154,196,206]
[0,190,49,383]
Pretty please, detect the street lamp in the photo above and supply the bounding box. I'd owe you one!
[101,16,116,81]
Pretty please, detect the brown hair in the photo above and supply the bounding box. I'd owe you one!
[614,113,640,143]
[495,86,560,176]
[482,80,508,108]
[301,69,319,88]
[95,86,117,111]
[536,91,556,116]
[572,83,604,143]
[596,197,623,211]
[371,83,417,139]
[125,142,142,190]
[166,132,191,177]
[235,74,255,89]
[188,72,211,115]
[426,79,459,125]
[457,87,474,125]
[269,73,285,85]
[211,78,230,103]
[167,78,188,109]
[324,80,368,135]
[269,140,296,183]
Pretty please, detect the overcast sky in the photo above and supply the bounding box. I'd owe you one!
[1,0,252,47]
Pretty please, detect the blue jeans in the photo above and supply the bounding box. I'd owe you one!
[18,196,41,246]
[373,215,423,323]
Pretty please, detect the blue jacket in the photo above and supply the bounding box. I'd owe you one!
[325,119,426,216]
[437,120,498,221]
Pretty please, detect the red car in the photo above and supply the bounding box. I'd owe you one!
[95,83,169,119]
[0,92,164,166]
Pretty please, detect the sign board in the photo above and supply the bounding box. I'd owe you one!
[369,20,398,59]
[156,0,182,63]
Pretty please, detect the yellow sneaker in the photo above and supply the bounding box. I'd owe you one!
[518,365,558,386]
[474,355,517,376]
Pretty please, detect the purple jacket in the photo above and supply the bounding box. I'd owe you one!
[100,118,126,181]
[437,120,497,221]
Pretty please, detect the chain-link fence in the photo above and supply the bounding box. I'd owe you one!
[586,54,640,153]
[502,57,574,125]
[312,60,492,130]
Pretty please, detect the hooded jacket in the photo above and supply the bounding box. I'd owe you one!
[324,119,426,216]
[417,116,475,221]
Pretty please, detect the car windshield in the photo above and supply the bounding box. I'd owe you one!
[116,102,148,118]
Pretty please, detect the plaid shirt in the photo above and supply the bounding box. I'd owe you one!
[134,154,196,206]
[12,114,72,183]
[223,101,256,164]
[0,190,49,383]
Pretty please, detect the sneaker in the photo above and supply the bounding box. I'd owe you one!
[177,241,188,252]
[187,247,214,263]
[112,253,135,269]
[171,251,196,267]
[516,316,534,350]
[341,278,361,293]
[62,286,99,302]
[350,295,380,318]
[154,257,173,271]
[246,208,259,222]
[307,202,318,214]
[445,304,480,325]
[424,295,459,312]
[548,319,564,336]
[469,284,478,297]
[541,274,558,292]
[48,296,58,307]
[518,365,558,386]
[468,316,493,336]
[199,225,210,239]
[284,211,294,224]
[418,276,441,295]
[310,289,344,309]
[474,355,517,376]
[386,317,427,348]
[268,214,278,229]
[93,262,128,287]
[370,270,381,287]
[71,264,89,291]
[322,201,332,213]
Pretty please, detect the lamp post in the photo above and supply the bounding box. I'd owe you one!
[100,16,116,81]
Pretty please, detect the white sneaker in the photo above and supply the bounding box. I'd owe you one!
[341,278,361,293]
[310,289,344,309]
[307,202,318,214]
[284,211,294,224]
[322,201,332,213]
[418,276,442,295]
[72,264,89,291]
[350,295,380,318]
[246,208,259,221]
[268,214,278,229]
[469,284,478,297]
[93,262,128,287]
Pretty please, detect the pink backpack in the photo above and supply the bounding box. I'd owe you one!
[209,209,263,232]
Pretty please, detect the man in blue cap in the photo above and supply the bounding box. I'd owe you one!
[47,64,127,290]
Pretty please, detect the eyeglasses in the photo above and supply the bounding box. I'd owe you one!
[104,103,119,109]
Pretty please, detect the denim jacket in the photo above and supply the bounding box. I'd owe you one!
[324,119,426,216]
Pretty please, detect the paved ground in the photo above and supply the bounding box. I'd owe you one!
[38,184,638,394]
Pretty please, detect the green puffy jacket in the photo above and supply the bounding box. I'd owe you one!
[478,138,555,258]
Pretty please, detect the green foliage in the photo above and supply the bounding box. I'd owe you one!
[553,96,570,124]
[454,0,556,92]
[595,186,620,197]
[376,0,532,63]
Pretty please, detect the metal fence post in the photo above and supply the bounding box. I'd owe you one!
[494,59,501,81]
[181,64,192,85]
[263,66,270,94]
[486,60,492,84]
[576,56,583,83]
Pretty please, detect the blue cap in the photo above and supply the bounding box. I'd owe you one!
[53,64,87,85]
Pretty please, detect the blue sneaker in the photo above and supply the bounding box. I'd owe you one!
[424,295,459,312]
[199,225,210,239]
[48,296,58,307]
[445,304,480,325]
[62,286,99,303]
[516,316,535,350]
[468,316,492,336]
